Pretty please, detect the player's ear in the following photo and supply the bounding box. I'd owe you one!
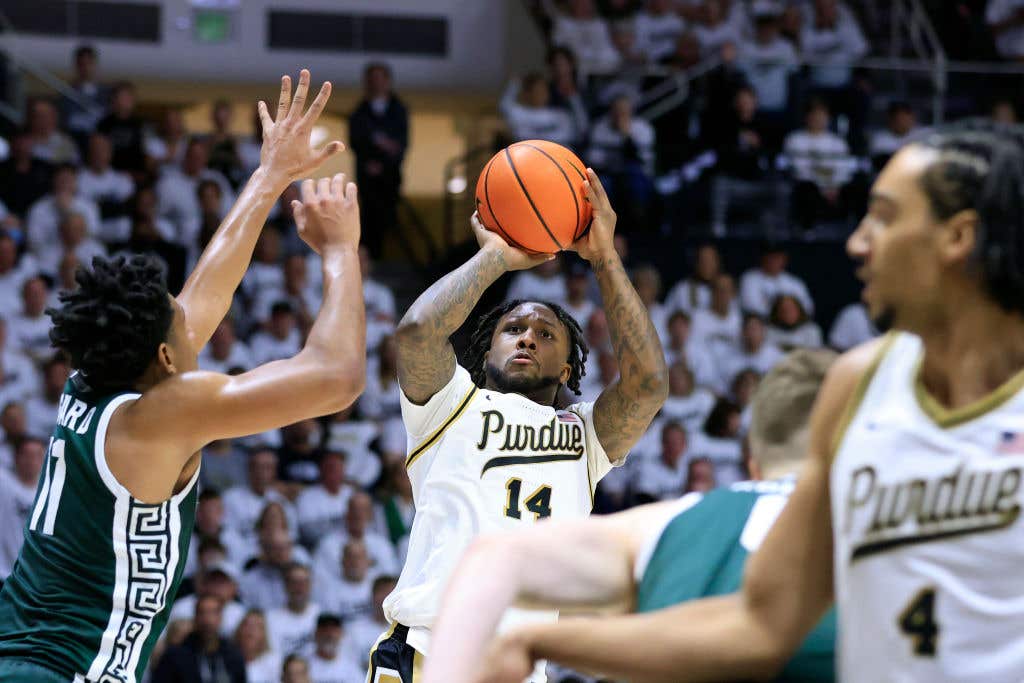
[559,362,571,386]
[939,208,978,267]
[156,342,178,376]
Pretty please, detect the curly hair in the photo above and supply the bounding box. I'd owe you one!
[917,119,1024,316]
[47,254,173,392]
[463,299,588,398]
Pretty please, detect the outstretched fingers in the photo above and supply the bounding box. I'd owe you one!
[302,80,333,127]
[289,69,311,121]
[277,74,292,123]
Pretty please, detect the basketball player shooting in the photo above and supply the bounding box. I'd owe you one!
[366,169,668,683]
[418,121,1024,682]
[0,70,367,683]
[422,349,838,683]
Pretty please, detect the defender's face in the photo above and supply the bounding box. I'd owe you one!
[847,145,945,328]
[486,303,571,390]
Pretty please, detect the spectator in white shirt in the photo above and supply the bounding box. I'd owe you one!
[739,245,814,317]
[691,397,745,486]
[222,449,297,546]
[631,421,689,503]
[632,265,668,344]
[551,0,623,76]
[315,539,375,620]
[243,227,286,307]
[869,102,919,171]
[250,301,303,366]
[506,256,568,304]
[104,185,178,247]
[253,253,320,329]
[60,45,108,146]
[784,98,861,232]
[171,566,247,638]
[145,108,188,171]
[987,0,1024,60]
[22,352,66,438]
[199,318,252,374]
[156,138,234,241]
[185,489,250,578]
[713,313,784,393]
[309,614,364,683]
[0,402,29,471]
[360,247,397,354]
[313,493,399,593]
[341,576,397,674]
[26,164,101,261]
[282,654,313,683]
[358,335,401,422]
[296,451,355,550]
[38,211,106,278]
[587,96,656,223]
[828,302,877,351]
[10,278,55,365]
[0,233,39,319]
[684,456,717,492]
[665,243,721,314]
[499,75,578,149]
[737,4,798,116]
[580,308,612,394]
[801,0,869,90]
[324,405,383,488]
[0,437,45,579]
[767,293,823,349]
[661,360,717,434]
[239,529,303,612]
[267,563,320,656]
[0,319,42,403]
[694,0,742,57]
[26,98,79,165]
[634,0,688,63]
[235,610,281,683]
[560,263,596,328]
[663,311,718,389]
[688,272,745,350]
[78,133,134,242]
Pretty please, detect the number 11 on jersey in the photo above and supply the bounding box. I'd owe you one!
[28,437,67,536]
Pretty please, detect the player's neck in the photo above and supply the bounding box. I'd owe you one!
[916,297,1024,410]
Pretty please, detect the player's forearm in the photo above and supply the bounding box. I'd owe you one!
[519,596,787,683]
[302,244,366,399]
[396,246,506,346]
[178,167,289,345]
[592,251,668,400]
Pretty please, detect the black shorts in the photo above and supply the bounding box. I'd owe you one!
[366,623,424,683]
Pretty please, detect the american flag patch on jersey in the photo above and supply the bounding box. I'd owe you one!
[557,411,581,424]
[997,431,1024,454]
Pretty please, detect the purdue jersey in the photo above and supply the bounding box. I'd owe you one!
[383,366,614,661]
[635,482,835,682]
[0,374,199,682]
[832,333,1024,681]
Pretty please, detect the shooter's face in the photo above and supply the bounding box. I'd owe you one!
[485,303,571,395]
[848,145,954,330]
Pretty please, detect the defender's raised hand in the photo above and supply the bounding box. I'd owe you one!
[258,69,345,181]
[292,173,360,255]
[470,211,553,271]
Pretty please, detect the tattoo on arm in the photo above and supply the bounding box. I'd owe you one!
[396,249,507,404]
[591,255,669,461]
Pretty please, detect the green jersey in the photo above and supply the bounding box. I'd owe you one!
[0,374,199,682]
[635,480,836,682]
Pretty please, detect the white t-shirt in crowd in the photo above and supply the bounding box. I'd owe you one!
[783,129,857,190]
[309,652,365,683]
[249,328,302,365]
[631,455,688,501]
[198,339,254,374]
[314,574,375,620]
[767,322,824,350]
[296,484,355,549]
[551,15,622,75]
[828,303,878,351]
[713,340,785,394]
[313,530,399,591]
[688,432,744,487]
[267,602,321,656]
[660,388,717,435]
[987,0,1024,58]
[505,270,569,306]
[0,468,38,578]
[738,268,814,317]
[245,651,283,683]
[691,306,743,349]
[170,595,246,638]
[737,38,798,112]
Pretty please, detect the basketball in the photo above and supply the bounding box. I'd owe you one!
[475,140,593,254]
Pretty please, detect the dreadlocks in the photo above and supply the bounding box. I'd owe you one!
[464,299,588,397]
[47,254,173,392]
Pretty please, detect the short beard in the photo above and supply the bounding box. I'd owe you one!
[486,362,561,398]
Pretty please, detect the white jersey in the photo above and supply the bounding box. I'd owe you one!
[383,365,615,671]
[832,332,1024,682]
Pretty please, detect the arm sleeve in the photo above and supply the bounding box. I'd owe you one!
[399,364,477,441]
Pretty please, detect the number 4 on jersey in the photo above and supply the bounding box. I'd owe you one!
[504,478,552,520]
[898,588,939,657]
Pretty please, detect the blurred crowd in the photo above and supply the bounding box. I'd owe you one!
[1,4,1024,681]
[508,0,1024,239]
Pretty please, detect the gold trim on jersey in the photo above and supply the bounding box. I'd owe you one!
[405,386,478,469]
[830,332,898,459]
[913,356,1024,429]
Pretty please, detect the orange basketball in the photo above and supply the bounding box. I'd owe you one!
[475,140,592,254]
